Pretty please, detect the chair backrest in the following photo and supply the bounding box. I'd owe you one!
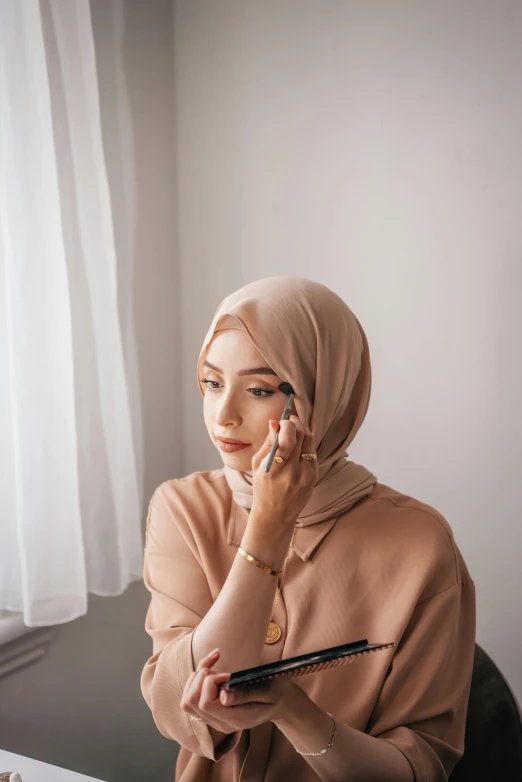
[450,643,522,780]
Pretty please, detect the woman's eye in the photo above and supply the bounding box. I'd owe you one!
[200,379,220,391]
[249,387,274,398]
[199,379,274,399]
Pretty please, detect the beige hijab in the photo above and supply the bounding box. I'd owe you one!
[197,277,377,527]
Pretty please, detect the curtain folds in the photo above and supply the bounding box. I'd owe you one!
[0,0,144,627]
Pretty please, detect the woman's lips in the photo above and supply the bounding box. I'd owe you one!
[217,439,250,452]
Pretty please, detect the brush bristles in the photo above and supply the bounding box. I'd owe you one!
[242,643,394,686]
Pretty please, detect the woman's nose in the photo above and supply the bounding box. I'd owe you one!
[214,400,242,426]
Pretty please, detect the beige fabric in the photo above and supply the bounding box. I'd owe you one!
[140,277,476,780]
[140,472,476,782]
[196,277,377,525]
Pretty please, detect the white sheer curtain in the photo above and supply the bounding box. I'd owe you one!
[0,0,144,628]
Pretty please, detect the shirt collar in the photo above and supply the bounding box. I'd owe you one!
[227,502,339,562]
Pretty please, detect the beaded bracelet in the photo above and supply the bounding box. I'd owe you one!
[294,712,337,756]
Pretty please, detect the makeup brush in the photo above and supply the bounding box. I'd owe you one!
[264,382,295,473]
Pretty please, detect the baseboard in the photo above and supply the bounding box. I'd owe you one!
[0,629,53,681]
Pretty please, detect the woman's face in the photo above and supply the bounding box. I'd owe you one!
[201,328,297,471]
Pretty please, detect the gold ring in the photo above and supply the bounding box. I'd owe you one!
[274,456,285,464]
[189,715,204,722]
[301,453,317,461]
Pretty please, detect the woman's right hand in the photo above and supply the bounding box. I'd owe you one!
[250,415,319,528]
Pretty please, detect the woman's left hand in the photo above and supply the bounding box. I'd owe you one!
[180,649,296,733]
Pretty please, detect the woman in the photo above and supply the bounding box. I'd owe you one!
[140,276,476,782]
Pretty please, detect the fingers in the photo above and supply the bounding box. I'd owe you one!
[181,669,231,718]
[199,671,231,709]
[196,648,220,671]
[253,414,316,473]
[279,416,318,467]
[219,683,273,706]
[252,418,294,471]
[301,427,317,459]
[273,415,302,460]
[181,649,220,712]
[180,667,211,713]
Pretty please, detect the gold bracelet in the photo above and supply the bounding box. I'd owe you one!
[237,547,281,577]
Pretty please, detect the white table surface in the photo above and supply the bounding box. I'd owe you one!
[0,750,105,782]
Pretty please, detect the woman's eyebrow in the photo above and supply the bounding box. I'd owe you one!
[203,360,278,377]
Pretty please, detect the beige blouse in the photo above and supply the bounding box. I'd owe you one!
[140,469,476,782]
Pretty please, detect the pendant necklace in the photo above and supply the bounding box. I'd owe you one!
[265,525,297,644]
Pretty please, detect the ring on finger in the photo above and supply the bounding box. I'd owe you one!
[274,454,317,462]
[274,453,317,464]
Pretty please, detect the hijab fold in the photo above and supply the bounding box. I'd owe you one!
[197,277,377,528]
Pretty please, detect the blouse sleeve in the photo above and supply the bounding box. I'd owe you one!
[367,577,476,781]
[140,485,243,760]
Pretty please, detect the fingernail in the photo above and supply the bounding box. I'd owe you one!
[209,648,219,656]
[220,690,228,704]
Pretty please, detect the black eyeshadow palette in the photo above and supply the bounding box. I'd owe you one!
[218,639,395,691]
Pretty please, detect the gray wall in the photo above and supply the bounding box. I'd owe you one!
[173,0,522,705]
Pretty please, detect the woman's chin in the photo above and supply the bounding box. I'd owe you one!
[219,450,252,470]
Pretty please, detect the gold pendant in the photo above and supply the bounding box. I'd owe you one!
[265,621,281,644]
